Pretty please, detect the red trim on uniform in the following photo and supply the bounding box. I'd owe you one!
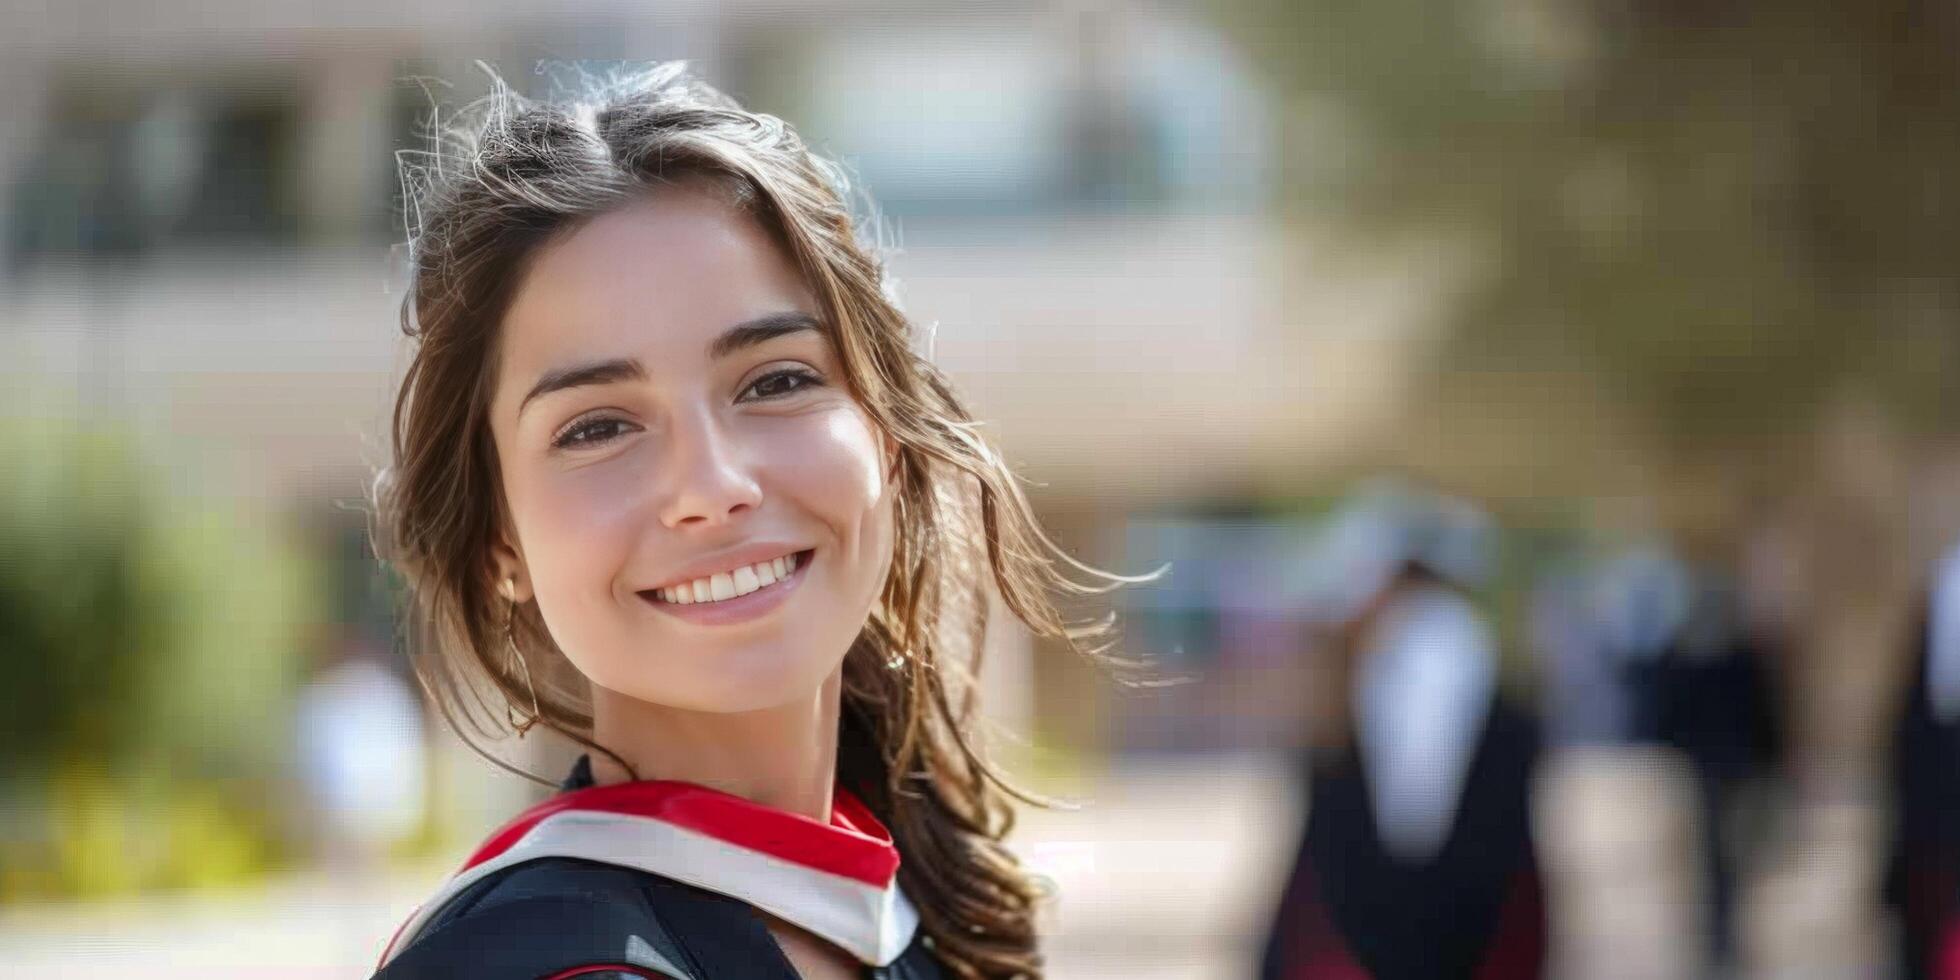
[1275,863,1372,980]
[462,780,900,888]
[1910,860,1960,975]
[375,903,420,970]
[539,964,675,980]
[1939,916,1960,980]
[1472,868,1547,980]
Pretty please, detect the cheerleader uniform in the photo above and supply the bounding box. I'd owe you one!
[370,754,946,980]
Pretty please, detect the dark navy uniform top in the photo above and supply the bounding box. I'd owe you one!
[1259,697,1547,980]
[1887,589,1960,980]
[371,755,947,980]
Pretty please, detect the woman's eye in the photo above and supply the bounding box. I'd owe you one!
[551,417,635,450]
[743,369,821,401]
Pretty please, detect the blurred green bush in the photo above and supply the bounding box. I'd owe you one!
[0,411,318,901]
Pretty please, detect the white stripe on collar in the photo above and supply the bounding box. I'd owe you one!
[377,774,917,970]
[1930,542,1960,724]
[1354,585,1497,861]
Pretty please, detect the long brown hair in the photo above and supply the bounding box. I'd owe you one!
[372,62,1148,979]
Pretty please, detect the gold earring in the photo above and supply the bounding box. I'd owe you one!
[501,576,542,738]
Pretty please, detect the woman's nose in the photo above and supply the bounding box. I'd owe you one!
[654,410,763,529]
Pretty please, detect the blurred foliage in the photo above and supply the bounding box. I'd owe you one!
[1224,0,1960,476]
[0,409,318,900]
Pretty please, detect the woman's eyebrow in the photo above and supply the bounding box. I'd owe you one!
[708,311,822,359]
[518,357,646,418]
[516,312,821,419]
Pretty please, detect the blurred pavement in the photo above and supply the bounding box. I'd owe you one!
[0,754,1298,980]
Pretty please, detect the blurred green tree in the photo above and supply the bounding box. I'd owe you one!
[1232,0,1957,451]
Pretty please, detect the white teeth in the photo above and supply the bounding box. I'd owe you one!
[658,553,803,604]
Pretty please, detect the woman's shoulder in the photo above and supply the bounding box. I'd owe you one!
[371,857,701,980]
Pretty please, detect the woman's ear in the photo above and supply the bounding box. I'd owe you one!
[489,528,535,604]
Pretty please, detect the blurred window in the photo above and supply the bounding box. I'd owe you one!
[9,69,301,260]
[791,24,1073,213]
[739,11,1270,216]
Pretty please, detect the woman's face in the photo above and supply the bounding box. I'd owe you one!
[486,185,896,714]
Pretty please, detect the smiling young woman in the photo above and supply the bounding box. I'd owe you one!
[365,64,1144,980]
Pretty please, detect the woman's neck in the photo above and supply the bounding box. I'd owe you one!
[585,667,843,823]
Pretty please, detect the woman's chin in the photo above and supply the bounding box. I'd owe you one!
[624,659,842,715]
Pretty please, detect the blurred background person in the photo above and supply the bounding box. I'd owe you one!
[1259,480,1546,979]
[1637,565,1785,977]
[293,628,426,870]
[1534,540,1785,978]
[292,624,427,951]
[1885,539,1960,980]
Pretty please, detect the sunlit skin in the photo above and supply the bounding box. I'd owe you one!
[483,184,897,978]
[486,183,897,806]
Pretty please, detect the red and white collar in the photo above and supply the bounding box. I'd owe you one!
[378,767,917,969]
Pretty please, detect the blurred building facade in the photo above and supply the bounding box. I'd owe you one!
[2,0,1456,793]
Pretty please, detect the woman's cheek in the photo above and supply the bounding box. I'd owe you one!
[523,469,643,615]
[808,408,896,606]
[793,406,888,512]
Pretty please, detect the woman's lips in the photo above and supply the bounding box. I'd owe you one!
[637,549,813,626]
